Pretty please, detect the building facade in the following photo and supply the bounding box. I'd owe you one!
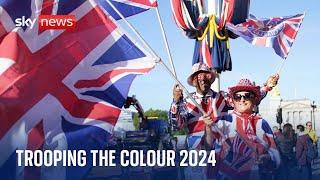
[259,87,319,135]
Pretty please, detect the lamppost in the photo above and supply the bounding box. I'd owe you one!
[311,101,317,130]
[276,107,283,130]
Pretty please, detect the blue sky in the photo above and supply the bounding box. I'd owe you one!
[121,0,320,110]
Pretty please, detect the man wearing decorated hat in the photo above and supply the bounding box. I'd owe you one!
[169,62,279,150]
[207,78,281,180]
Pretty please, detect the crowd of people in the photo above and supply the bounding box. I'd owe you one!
[169,62,318,180]
[273,121,318,180]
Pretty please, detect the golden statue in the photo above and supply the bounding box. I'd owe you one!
[271,85,281,97]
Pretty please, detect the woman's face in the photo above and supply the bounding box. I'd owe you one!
[232,91,255,113]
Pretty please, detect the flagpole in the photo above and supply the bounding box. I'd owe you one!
[105,0,159,59]
[155,6,177,77]
[276,59,286,75]
[155,1,225,140]
[157,60,205,115]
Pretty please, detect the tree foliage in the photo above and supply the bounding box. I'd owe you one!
[133,108,168,129]
[144,108,168,120]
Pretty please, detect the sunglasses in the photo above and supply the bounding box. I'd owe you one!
[233,92,255,101]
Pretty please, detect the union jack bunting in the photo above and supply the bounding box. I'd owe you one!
[226,14,305,59]
[97,0,157,20]
[0,0,155,179]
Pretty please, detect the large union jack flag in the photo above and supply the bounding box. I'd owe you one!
[98,0,157,20]
[226,14,305,59]
[0,0,156,179]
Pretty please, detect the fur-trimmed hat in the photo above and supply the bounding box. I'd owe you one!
[228,79,261,103]
[187,63,216,86]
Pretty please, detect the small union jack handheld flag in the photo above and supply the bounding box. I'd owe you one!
[227,14,305,59]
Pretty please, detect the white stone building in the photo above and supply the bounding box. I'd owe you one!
[259,87,319,135]
[113,108,137,137]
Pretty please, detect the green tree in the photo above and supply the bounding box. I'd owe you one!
[133,113,139,130]
[133,108,168,129]
[132,108,187,135]
[144,108,168,120]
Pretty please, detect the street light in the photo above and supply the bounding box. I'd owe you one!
[276,108,283,129]
[311,101,317,130]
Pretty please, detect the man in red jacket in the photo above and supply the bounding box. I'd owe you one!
[296,125,312,180]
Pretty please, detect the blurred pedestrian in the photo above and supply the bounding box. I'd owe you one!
[275,123,297,180]
[296,125,312,180]
[273,126,282,139]
[305,121,318,145]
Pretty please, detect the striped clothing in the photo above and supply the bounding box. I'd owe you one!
[213,111,280,178]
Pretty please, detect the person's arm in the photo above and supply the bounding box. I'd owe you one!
[169,99,188,130]
[218,91,233,112]
[311,131,318,144]
[204,119,213,150]
[260,86,271,100]
[169,84,189,130]
[260,74,280,100]
[203,114,225,150]
[258,119,281,168]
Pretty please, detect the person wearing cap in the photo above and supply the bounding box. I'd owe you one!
[210,78,281,180]
[169,62,279,150]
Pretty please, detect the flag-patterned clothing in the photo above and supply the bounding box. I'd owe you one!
[226,14,305,59]
[170,90,231,149]
[169,87,270,150]
[212,111,280,179]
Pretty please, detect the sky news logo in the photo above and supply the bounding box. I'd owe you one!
[15,15,76,30]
